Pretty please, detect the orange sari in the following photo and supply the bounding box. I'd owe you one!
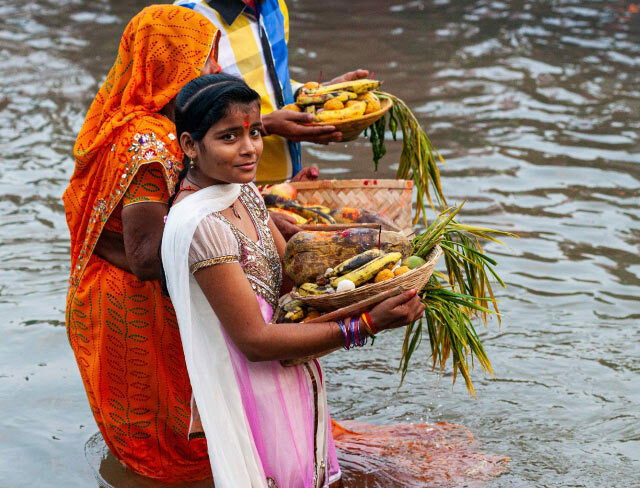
[63,6,219,482]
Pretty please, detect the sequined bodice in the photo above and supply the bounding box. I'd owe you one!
[215,185,282,309]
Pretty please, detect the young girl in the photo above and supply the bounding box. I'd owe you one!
[161,74,424,488]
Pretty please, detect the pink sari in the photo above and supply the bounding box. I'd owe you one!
[162,182,340,487]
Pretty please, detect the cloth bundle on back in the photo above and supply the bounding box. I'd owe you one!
[63,5,219,482]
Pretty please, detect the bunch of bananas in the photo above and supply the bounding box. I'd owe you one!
[264,194,399,230]
[283,79,382,124]
[297,248,407,296]
[281,299,321,323]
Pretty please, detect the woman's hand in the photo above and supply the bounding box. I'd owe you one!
[269,211,302,241]
[261,110,342,144]
[291,165,319,182]
[369,290,425,331]
[324,69,370,85]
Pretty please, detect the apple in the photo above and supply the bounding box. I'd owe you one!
[263,182,297,200]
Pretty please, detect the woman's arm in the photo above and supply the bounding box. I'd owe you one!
[194,262,424,362]
[121,201,168,280]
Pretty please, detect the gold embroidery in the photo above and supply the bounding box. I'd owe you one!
[208,185,282,309]
[190,255,239,274]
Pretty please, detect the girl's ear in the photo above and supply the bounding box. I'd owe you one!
[180,132,198,159]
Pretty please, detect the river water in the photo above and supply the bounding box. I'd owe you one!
[0,0,638,486]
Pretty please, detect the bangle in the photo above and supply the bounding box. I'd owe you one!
[260,115,270,136]
[350,316,368,348]
[336,319,350,350]
[361,312,377,335]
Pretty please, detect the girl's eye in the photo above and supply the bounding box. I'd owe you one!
[250,128,261,137]
[221,133,236,141]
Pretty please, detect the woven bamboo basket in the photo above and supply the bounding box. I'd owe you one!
[308,97,393,141]
[291,179,414,234]
[293,246,442,312]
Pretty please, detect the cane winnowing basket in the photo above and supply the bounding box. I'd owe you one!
[293,246,442,312]
[290,179,414,234]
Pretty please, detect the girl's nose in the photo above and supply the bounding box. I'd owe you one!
[240,134,257,156]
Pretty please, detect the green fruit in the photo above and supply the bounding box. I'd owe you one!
[405,255,426,269]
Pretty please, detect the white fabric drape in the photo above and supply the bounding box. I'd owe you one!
[161,184,268,488]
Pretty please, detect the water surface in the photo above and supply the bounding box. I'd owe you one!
[0,0,638,486]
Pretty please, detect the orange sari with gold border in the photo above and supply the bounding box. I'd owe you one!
[62,5,219,482]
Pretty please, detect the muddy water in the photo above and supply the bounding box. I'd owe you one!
[0,0,638,486]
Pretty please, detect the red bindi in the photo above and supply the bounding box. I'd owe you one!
[243,117,249,128]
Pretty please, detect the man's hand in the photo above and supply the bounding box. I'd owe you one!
[291,166,319,182]
[269,211,302,241]
[262,110,342,144]
[325,69,370,85]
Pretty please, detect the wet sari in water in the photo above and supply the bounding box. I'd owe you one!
[62,5,220,482]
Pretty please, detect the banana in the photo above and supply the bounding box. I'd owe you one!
[263,195,336,224]
[284,307,305,322]
[267,207,309,225]
[305,104,316,114]
[328,249,384,278]
[330,252,402,288]
[314,101,366,123]
[298,282,335,296]
[300,203,333,214]
[283,299,306,322]
[297,91,357,106]
[305,79,381,96]
[358,92,381,114]
[330,206,401,231]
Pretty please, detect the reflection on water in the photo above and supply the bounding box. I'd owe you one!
[0,0,638,487]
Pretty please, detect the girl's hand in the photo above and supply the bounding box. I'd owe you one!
[369,290,425,331]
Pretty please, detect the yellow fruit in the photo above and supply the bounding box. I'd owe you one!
[314,101,366,123]
[331,251,402,288]
[323,99,344,110]
[283,103,301,112]
[298,282,334,296]
[394,266,410,276]
[303,309,321,322]
[267,207,308,225]
[345,100,361,107]
[307,79,381,95]
[330,249,384,277]
[374,269,394,283]
[297,91,356,106]
[360,92,381,114]
[301,81,321,91]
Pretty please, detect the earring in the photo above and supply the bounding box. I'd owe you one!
[189,158,196,169]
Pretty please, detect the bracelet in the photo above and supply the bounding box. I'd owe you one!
[336,319,350,350]
[360,312,378,335]
[349,316,358,347]
[350,316,368,348]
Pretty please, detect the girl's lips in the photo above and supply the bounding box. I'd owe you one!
[236,161,257,170]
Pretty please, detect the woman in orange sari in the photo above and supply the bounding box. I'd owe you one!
[63,5,221,482]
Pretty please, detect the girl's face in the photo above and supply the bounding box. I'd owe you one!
[189,102,263,185]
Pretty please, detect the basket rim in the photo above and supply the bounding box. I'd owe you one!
[290,179,413,190]
[293,246,442,306]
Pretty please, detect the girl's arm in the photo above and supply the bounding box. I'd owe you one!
[194,262,423,362]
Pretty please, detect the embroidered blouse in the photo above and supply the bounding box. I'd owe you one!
[188,184,282,309]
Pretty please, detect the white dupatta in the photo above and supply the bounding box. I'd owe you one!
[161,184,268,488]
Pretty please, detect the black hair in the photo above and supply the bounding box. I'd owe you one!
[168,73,261,207]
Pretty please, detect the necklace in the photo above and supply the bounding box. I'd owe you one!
[231,203,242,219]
